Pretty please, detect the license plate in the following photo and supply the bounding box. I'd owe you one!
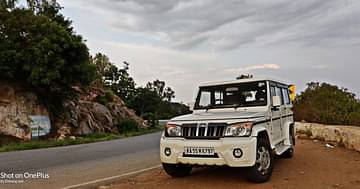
[184,147,215,155]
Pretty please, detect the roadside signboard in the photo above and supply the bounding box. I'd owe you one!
[30,115,51,138]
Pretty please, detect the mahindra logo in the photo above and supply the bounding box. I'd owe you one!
[198,123,207,127]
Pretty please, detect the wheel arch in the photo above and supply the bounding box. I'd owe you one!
[252,126,274,149]
[283,121,295,146]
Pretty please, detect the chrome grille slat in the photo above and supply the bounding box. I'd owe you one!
[204,126,208,137]
[195,125,200,136]
[181,123,227,139]
[213,127,217,137]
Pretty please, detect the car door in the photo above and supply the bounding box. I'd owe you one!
[275,86,285,140]
[281,87,292,121]
[270,84,282,142]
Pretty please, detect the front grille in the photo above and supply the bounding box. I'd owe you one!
[182,123,227,139]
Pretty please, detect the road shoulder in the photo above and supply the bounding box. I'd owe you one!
[98,139,360,189]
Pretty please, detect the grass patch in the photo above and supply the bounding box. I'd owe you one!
[0,126,163,153]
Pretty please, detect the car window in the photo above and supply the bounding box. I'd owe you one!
[275,87,284,105]
[282,88,291,105]
[199,91,211,107]
[214,91,224,105]
[270,86,276,98]
[270,86,276,104]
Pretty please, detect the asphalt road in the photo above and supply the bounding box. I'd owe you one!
[0,132,162,189]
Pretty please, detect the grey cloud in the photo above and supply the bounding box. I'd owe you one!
[70,0,360,50]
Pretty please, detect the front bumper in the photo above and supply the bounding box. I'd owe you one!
[160,133,257,167]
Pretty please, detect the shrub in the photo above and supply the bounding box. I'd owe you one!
[105,90,115,102]
[95,90,115,105]
[294,82,360,126]
[116,119,140,133]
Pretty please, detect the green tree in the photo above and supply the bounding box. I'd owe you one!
[128,87,162,116]
[0,1,95,113]
[157,101,192,119]
[90,53,137,103]
[90,55,189,120]
[26,0,73,32]
[294,82,360,126]
[0,0,16,9]
[128,80,189,120]
[106,61,136,102]
[91,53,113,86]
[163,87,175,102]
[146,79,175,102]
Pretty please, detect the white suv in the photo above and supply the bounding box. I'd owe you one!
[160,78,295,183]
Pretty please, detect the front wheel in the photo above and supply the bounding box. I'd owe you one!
[246,138,274,183]
[162,163,192,177]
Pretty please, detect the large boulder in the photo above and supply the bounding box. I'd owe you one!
[55,87,145,137]
[55,100,115,136]
[108,102,146,128]
[79,86,145,128]
[0,81,49,141]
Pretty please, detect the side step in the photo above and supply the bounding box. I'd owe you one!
[274,143,291,155]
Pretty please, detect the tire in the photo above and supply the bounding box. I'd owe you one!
[281,129,295,158]
[162,163,192,177]
[246,138,274,183]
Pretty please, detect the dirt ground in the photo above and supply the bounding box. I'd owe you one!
[101,139,360,189]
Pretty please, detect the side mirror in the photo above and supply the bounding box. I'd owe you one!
[272,96,281,107]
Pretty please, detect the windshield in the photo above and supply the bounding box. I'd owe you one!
[194,81,268,110]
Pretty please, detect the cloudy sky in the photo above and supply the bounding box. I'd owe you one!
[57,0,360,103]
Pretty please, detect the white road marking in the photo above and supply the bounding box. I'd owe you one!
[61,165,162,189]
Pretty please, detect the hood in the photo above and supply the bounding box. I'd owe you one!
[171,110,266,122]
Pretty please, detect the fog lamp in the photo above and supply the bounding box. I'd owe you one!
[233,148,243,158]
[164,147,171,156]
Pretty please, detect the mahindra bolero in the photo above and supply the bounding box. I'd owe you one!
[160,78,295,183]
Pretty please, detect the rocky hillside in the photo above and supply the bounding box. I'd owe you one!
[0,81,49,141]
[0,81,145,141]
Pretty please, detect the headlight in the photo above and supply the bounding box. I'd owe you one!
[165,124,182,137]
[225,122,253,137]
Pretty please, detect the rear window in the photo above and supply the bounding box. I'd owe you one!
[282,88,291,105]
